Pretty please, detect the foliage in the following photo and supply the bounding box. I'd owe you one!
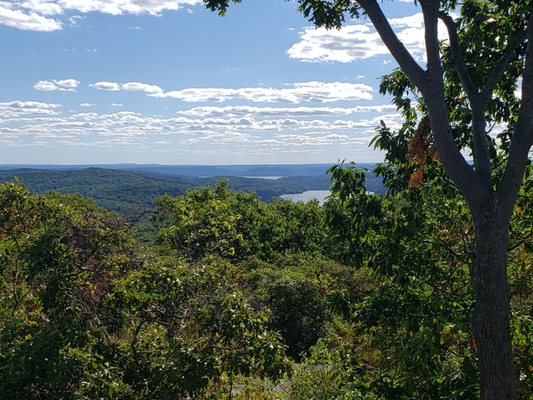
[154,180,330,262]
[248,266,327,360]
[0,181,139,399]
[0,182,291,399]
[0,167,530,399]
[107,259,290,398]
[319,162,532,399]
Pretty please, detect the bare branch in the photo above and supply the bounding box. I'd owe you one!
[358,0,426,88]
[507,230,533,252]
[438,11,478,97]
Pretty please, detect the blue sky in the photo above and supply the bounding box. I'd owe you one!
[0,0,426,165]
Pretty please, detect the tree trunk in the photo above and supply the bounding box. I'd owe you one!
[472,214,516,400]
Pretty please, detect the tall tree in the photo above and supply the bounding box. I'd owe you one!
[204,1,533,399]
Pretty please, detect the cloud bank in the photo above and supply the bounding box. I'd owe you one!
[89,81,374,103]
[0,99,403,154]
[0,0,202,31]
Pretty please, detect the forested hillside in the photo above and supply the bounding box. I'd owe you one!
[0,163,530,399]
[0,167,385,217]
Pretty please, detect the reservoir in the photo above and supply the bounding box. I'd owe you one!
[280,190,330,205]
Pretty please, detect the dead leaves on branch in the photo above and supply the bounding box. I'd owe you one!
[407,116,439,188]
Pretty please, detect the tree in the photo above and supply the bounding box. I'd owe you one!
[154,179,329,262]
[0,182,291,398]
[248,266,328,360]
[203,1,533,399]
[324,162,532,399]
[108,259,290,398]
[0,182,141,398]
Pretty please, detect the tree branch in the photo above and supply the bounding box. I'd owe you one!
[420,1,441,78]
[498,15,533,221]
[362,0,486,202]
[438,11,478,98]
[417,2,485,201]
[358,0,426,88]
[469,98,492,185]
[507,229,533,252]
[438,12,527,189]
[437,10,492,183]
[131,319,149,364]
[480,29,528,103]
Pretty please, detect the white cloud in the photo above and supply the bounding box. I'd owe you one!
[0,100,62,118]
[1,103,401,146]
[0,92,395,161]
[0,96,403,159]
[20,1,63,16]
[80,103,95,107]
[288,13,447,64]
[288,24,385,63]
[154,81,374,103]
[0,3,62,31]
[34,81,59,91]
[68,14,83,25]
[54,0,202,15]
[1,0,203,31]
[87,80,374,103]
[179,104,397,117]
[34,78,79,91]
[121,82,163,94]
[89,81,121,91]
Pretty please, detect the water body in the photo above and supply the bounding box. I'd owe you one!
[280,190,331,205]
[199,175,284,180]
[241,176,284,180]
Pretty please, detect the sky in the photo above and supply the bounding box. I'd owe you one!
[0,0,429,165]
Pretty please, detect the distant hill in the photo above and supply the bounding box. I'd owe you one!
[0,166,385,217]
[0,163,377,177]
[0,168,195,218]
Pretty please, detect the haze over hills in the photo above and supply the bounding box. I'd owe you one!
[0,164,385,217]
[0,163,376,177]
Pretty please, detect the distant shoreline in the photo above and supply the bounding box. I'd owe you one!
[0,163,377,178]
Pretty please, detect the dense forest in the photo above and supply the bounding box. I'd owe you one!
[0,167,386,217]
[0,161,531,399]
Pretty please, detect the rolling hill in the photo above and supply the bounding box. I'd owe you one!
[0,166,385,218]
